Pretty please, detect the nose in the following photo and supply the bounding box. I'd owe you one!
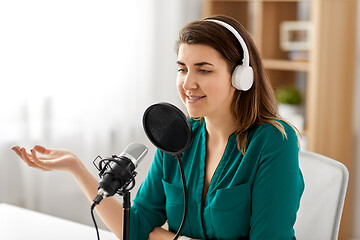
[182,71,198,90]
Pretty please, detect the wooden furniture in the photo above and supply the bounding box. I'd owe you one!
[203,0,357,239]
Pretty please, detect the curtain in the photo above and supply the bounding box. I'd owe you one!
[0,0,201,227]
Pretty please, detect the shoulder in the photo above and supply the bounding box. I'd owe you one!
[248,120,299,152]
[252,120,297,140]
[244,121,300,174]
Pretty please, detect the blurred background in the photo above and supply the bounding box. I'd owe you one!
[0,0,359,239]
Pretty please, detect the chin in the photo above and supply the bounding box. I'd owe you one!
[184,104,205,119]
[187,111,203,119]
[189,115,202,119]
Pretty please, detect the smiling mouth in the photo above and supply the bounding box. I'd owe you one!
[187,96,205,100]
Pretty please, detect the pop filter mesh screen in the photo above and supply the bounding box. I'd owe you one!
[143,104,190,154]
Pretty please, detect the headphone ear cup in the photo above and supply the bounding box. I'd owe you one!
[231,65,254,91]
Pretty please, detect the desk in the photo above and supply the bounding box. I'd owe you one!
[0,203,117,239]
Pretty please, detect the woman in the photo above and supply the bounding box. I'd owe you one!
[12,15,304,240]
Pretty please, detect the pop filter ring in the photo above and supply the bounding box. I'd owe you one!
[142,102,193,240]
[142,102,193,157]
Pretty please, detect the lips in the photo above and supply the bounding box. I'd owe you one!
[186,95,205,102]
[188,96,204,100]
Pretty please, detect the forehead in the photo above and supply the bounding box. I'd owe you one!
[177,44,225,64]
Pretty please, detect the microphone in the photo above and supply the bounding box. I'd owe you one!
[92,143,148,205]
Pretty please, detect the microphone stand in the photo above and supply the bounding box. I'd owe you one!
[120,190,131,240]
[119,172,137,240]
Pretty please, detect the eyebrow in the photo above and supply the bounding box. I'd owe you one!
[176,61,214,66]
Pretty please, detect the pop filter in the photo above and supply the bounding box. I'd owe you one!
[142,102,193,240]
[142,102,193,157]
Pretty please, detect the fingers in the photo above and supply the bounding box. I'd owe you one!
[20,147,32,160]
[12,146,22,158]
[33,145,53,155]
[12,146,49,171]
[19,147,38,168]
[21,147,45,170]
[30,149,51,171]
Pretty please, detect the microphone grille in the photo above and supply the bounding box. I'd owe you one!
[122,143,148,167]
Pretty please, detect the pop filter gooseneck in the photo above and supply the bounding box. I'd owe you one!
[143,102,193,240]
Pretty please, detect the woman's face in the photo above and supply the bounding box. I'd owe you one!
[176,43,235,119]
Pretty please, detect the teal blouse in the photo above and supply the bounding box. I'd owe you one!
[130,120,304,240]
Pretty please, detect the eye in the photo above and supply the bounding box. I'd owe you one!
[178,68,187,73]
[199,69,211,74]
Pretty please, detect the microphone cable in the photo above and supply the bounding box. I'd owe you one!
[91,201,101,240]
[91,193,105,240]
[173,154,188,240]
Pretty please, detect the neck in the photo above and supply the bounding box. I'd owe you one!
[204,113,237,143]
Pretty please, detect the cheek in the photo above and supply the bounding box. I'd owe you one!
[176,77,184,94]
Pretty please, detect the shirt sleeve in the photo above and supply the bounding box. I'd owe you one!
[129,149,167,240]
[249,123,304,239]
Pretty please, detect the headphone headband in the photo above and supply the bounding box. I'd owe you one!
[205,19,250,67]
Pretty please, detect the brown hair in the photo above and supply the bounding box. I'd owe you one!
[176,15,292,154]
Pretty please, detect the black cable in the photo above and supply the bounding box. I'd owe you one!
[173,155,188,240]
[91,202,101,240]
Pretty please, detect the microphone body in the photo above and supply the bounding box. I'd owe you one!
[94,143,148,203]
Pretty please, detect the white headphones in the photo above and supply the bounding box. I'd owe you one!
[206,19,254,91]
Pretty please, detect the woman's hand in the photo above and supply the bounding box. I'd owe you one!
[12,145,83,174]
[148,227,176,240]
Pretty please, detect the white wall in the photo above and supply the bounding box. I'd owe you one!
[0,0,202,231]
